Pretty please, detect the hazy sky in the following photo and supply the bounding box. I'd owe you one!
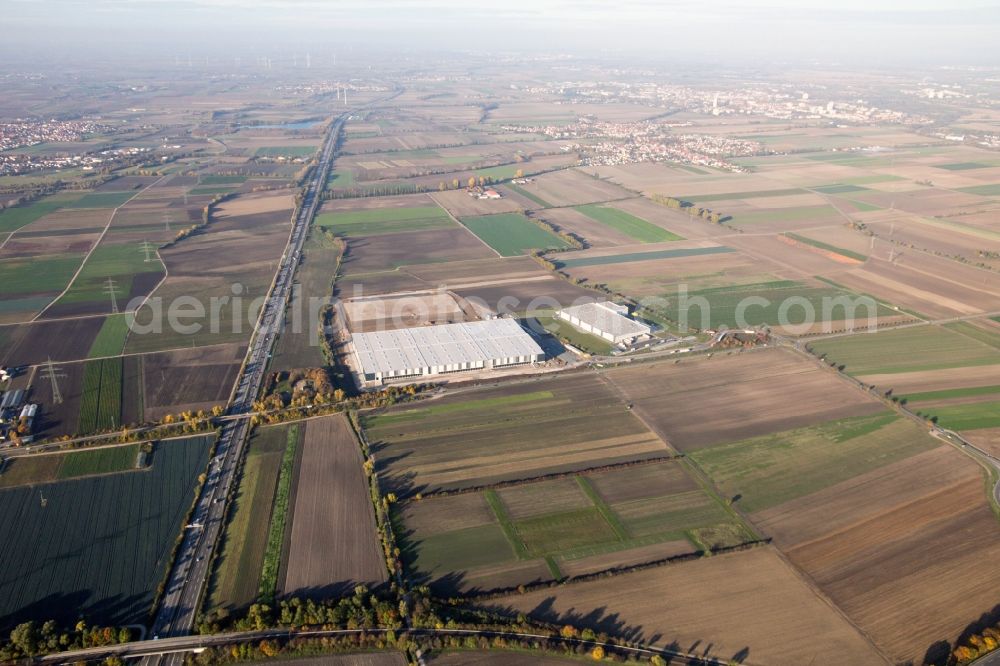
[3,0,999,66]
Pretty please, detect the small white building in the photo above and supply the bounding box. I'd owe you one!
[558,301,651,345]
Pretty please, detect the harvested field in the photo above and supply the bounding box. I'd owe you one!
[272,654,407,666]
[454,277,596,317]
[605,348,885,451]
[480,546,887,666]
[0,435,210,628]
[429,652,582,665]
[525,170,636,207]
[777,450,1000,664]
[340,228,494,274]
[362,373,669,496]
[141,344,243,419]
[281,415,386,598]
[0,316,106,366]
[344,292,469,331]
[858,363,1000,396]
[553,242,735,270]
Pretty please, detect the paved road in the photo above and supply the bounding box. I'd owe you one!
[147,107,355,643]
[37,627,724,665]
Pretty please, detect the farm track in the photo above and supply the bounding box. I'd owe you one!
[32,176,168,322]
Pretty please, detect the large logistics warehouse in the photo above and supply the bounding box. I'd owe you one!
[558,301,651,344]
[351,318,545,384]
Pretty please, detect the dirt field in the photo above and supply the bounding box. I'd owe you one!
[857,363,1000,395]
[141,344,243,419]
[605,348,884,451]
[429,652,583,665]
[280,415,387,598]
[772,447,1000,664]
[525,169,636,207]
[340,228,495,275]
[270,654,407,666]
[0,316,106,366]
[536,207,635,247]
[343,291,470,331]
[480,546,887,666]
[363,373,669,496]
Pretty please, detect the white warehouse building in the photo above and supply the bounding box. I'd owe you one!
[351,318,545,384]
[557,301,651,344]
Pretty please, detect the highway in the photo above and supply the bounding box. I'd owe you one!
[147,106,353,644]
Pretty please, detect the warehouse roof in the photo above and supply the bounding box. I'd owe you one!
[559,301,651,339]
[352,318,544,376]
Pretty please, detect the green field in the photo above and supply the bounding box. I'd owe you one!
[680,188,806,203]
[327,169,356,188]
[690,413,936,513]
[661,279,892,331]
[255,146,317,158]
[533,314,614,355]
[57,444,141,479]
[902,384,1000,403]
[396,460,750,594]
[731,205,838,225]
[315,205,453,236]
[0,435,210,627]
[207,425,291,611]
[914,401,1000,431]
[54,241,165,307]
[0,253,85,297]
[944,321,1000,350]
[69,191,136,209]
[87,314,132,358]
[809,325,1000,375]
[811,184,870,194]
[958,184,1000,196]
[258,424,300,600]
[198,174,247,185]
[574,204,683,243]
[460,213,570,256]
[0,194,80,233]
[189,186,238,195]
[936,162,990,171]
[784,232,868,262]
[555,245,734,269]
[78,357,123,433]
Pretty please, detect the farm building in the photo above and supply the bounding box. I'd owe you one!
[351,318,545,383]
[558,301,651,344]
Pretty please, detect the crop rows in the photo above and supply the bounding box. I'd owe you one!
[78,357,123,434]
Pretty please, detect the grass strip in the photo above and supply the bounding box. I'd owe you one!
[544,556,563,581]
[484,489,529,559]
[784,232,867,262]
[575,476,629,541]
[258,425,299,600]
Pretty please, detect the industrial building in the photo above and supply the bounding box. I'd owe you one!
[351,318,545,384]
[557,301,651,345]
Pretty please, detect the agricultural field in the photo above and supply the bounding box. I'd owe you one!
[315,203,453,237]
[0,444,140,488]
[338,227,495,275]
[140,344,243,420]
[573,204,683,243]
[480,547,887,666]
[207,425,292,612]
[77,357,125,433]
[395,459,751,595]
[605,348,885,451]
[460,213,571,257]
[0,435,210,628]
[362,373,669,496]
[808,324,1000,377]
[281,415,386,598]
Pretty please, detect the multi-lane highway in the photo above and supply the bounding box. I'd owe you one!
[148,106,353,643]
